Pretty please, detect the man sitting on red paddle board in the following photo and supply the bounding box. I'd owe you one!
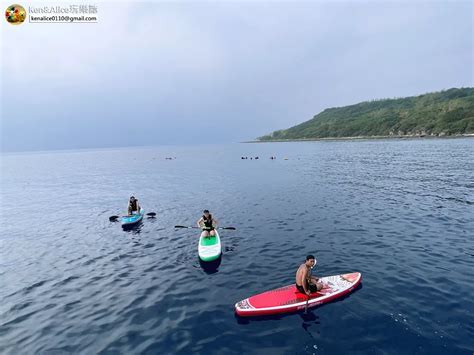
[296,255,323,295]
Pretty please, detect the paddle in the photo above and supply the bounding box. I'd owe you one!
[305,295,309,313]
[174,225,236,230]
[109,212,156,222]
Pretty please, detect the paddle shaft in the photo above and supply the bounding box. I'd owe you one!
[174,225,236,230]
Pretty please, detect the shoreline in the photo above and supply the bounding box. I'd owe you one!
[242,133,474,143]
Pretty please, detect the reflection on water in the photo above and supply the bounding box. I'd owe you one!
[199,255,222,274]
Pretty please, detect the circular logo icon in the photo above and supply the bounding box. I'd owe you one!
[5,4,26,25]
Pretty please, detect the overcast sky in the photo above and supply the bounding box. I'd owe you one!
[1,0,472,152]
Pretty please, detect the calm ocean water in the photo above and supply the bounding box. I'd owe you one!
[1,139,473,354]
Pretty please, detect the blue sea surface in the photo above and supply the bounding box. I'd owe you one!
[1,139,473,354]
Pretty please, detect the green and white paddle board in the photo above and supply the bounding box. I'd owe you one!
[198,230,221,262]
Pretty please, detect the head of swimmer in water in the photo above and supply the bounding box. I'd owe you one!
[305,254,316,268]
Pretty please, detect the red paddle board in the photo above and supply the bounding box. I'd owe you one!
[235,272,361,316]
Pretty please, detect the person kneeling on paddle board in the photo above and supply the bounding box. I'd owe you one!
[296,255,323,295]
[197,210,218,238]
[127,196,141,216]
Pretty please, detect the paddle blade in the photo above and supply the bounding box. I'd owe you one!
[221,227,236,230]
[146,212,156,217]
[109,216,119,222]
[174,225,188,228]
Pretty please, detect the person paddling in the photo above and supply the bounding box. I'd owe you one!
[127,196,141,215]
[197,210,218,238]
[296,255,323,295]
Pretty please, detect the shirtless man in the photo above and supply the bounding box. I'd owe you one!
[295,255,323,295]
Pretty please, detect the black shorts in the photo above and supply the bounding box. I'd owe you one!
[296,283,317,294]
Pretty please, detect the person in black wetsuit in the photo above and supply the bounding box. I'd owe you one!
[295,255,323,295]
[197,209,219,238]
[127,196,141,216]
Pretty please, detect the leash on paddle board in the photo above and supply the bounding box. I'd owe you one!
[109,212,156,222]
[174,225,236,230]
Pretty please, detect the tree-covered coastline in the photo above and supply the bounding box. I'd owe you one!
[258,88,474,141]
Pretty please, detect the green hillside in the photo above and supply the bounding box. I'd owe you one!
[258,88,474,141]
